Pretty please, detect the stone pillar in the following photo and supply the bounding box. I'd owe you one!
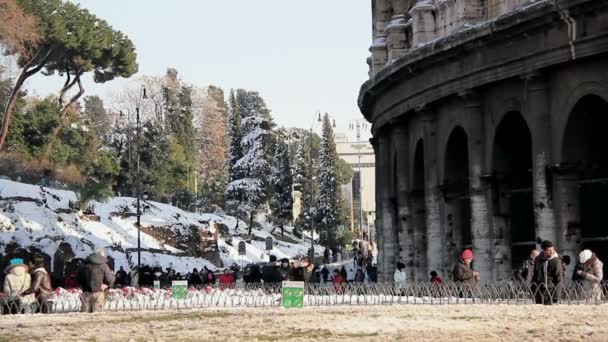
[421,110,445,278]
[370,39,388,76]
[409,1,436,47]
[393,124,415,280]
[371,137,385,279]
[370,0,392,76]
[553,170,581,275]
[385,15,410,62]
[410,192,427,281]
[524,72,557,244]
[375,0,393,37]
[491,183,514,281]
[379,133,398,281]
[461,92,493,281]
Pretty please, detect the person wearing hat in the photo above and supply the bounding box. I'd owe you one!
[529,240,563,305]
[453,249,479,285]
[577,249,604,301]
[26,254,53,313]
[2,258,31,314]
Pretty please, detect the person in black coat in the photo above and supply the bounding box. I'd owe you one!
[187,268,203,288]
[262,255,283,284]
[529,240,564,305]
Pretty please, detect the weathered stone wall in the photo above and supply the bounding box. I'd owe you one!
[360,0,608,281]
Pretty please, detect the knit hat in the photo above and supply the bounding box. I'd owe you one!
[461,249,474,260]
[579,249,592,263]
[9,258,24,265]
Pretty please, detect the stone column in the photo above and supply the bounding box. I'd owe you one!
[553,170,581,276]
[380,133,398,281]
[491,183,514,281]
[385,15,409,63]
[393,124,415,280]
[371,137,385,280]
[461,91,493,281]
[409,0,436,47]
[370,39,388,76]
[524,72,557,244]
[386,0,411,62]
[370,0,392,76]
[411,192,428,281]
[421,110,445,278]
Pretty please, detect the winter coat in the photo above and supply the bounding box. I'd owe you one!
[332,274,345,293]
[188,273,203,287]
[530,251,563,304]
[218,273,235,289]
[78,253,115,293]
[580,255,604,301]
[321,267,330,282]
[431,276,443,284]
[3,264,31,297]
[354,270,366,283]
[453,260,476,285]
[394,269,407,288]
[64,274,79,289]
[515,258,535,283]
[530,252,563,288]
[261,264,283,284]
[115,270,128,286]
[206,272,216,285]
[30,268,53,298]
[279,267,291,281]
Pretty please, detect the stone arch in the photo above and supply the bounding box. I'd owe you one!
[554,82,608,161]
[442,126,472,262]
[491,111,534,276]
[560,94,608,275]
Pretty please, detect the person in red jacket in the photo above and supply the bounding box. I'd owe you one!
[430,271,443,284]
[64,271,79,289]
[331,269,345,294]
[218,269,235,290]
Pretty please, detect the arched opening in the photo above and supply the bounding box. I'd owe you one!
[492,112,534,272]
[411,140,427,280]
[442,127,472,261]
[562,95,608,273]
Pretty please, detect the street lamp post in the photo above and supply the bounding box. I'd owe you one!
[309,114,319,261]
[349,119,369,242]
[135,87,147,270]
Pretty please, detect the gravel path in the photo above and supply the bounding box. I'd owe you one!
[0,304,606,341]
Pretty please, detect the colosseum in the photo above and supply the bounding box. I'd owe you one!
[358,0,608,282]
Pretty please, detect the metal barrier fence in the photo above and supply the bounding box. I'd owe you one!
[0,281,605,314]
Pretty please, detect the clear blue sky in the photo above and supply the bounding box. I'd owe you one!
[27,0,372,133]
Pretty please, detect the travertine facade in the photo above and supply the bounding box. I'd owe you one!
[360,0,608,282]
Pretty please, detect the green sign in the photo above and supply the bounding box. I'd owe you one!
[282,281,304,309]
[172,280,188,299]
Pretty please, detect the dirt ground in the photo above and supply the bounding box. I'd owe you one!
[0,304,606,341]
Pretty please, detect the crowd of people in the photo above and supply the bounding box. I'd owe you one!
[393,239,603,304]
[1,249,380,315]
[5,238,600,315]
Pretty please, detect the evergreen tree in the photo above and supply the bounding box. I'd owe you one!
[294,135,315,238]
[225,90,243,221]
[226,90,272,235]
[83,95,110,137]
[316,113,340,249]
[270,137,293,236]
